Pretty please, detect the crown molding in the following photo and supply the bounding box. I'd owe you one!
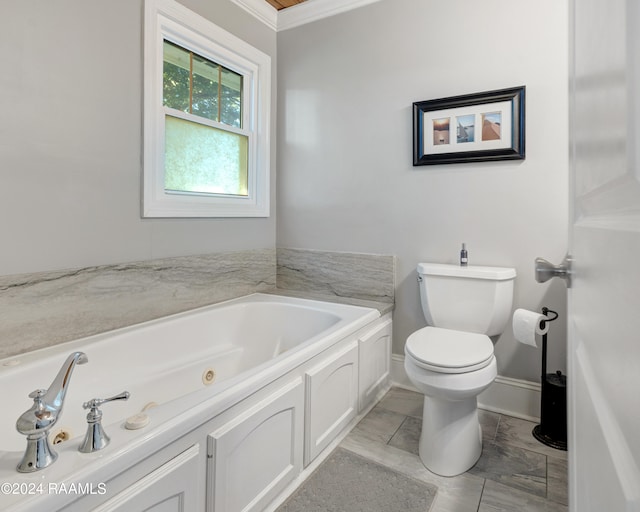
[229,0,278,31]
[277,0,382,31]
[229,0,383,32]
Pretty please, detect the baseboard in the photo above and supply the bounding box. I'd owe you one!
[390,354,541,422]
[390,353,415,389]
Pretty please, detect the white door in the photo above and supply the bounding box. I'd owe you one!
[569,0,640,509]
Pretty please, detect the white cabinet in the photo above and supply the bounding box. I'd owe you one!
[304,341,359,466]
[92,445,200,512]
[358,315,392,411]
[206,379,304,512]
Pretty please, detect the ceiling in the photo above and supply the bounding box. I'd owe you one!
[264,0,306,10]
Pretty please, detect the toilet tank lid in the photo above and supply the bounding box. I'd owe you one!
[417,263,516,280]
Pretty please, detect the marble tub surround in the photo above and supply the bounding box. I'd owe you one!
[1,247,394,360]
[276,248,395,303]
[0,249,276,359]
[341,388,568,512]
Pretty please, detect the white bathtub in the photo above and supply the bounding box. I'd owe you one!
[0,293,383,511]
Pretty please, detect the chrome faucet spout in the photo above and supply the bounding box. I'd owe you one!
[15,351,88,472]
[42,351,89,413]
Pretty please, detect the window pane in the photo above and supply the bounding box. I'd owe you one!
[163,41,190,112]
[192,54,219,121]
[164,115,248,196]
[163,40,242,127]
[220,68,242,128]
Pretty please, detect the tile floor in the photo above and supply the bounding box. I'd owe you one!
[337,387,568,512]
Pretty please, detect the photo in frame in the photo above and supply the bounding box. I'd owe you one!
[413,86,525,166]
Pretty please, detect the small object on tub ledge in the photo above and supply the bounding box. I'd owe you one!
[125,412,150,430]
[125,402,157,430]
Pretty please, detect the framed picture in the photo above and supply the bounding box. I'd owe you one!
[413,86,525,166]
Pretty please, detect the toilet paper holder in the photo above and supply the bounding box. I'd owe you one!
[539,306,558,328]
[533,306,566,450]
[538,307,559,383]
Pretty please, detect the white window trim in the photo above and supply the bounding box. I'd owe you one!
[143,0,271,217]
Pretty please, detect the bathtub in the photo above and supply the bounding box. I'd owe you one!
[0,293,387,511]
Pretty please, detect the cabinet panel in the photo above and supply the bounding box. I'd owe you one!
[207,379,304,512]
[304,341,358,466]
[92,444,200,512]
[358,316,392,411]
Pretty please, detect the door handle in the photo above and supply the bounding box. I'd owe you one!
[535,255,572,287]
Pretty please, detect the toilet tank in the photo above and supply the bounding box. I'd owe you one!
[417,263,516,336]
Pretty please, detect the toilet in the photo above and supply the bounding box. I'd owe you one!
[404,262,516,477]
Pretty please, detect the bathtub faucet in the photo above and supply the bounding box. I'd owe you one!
[15,351,88,472]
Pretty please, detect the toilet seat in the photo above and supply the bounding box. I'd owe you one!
[406,326,494,374]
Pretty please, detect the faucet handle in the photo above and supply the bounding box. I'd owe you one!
[83,391,130,412]
[79,391,130,454]
[28,389,47,407]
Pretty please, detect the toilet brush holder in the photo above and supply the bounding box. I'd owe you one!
[532,307,567,451]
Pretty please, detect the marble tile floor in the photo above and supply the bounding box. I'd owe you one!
[337,387,568,512]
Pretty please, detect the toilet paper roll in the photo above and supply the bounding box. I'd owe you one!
[512,308,550,347]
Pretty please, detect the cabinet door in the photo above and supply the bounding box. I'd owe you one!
[207,379,304,512]
[304,341,358,466]
[358,317,392,411]
[93,444,200,512]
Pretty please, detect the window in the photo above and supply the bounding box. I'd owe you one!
[163,41,248,197]
[144,0,271,217]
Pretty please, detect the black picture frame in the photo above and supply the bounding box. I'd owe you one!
[413,86,525,166]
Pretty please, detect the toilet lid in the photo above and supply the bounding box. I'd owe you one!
[405,327,494,374]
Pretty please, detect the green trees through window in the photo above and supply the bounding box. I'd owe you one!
[163,41,242,128]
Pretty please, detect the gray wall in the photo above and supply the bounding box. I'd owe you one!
[276,0,569,382]
[0,0,277,277]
